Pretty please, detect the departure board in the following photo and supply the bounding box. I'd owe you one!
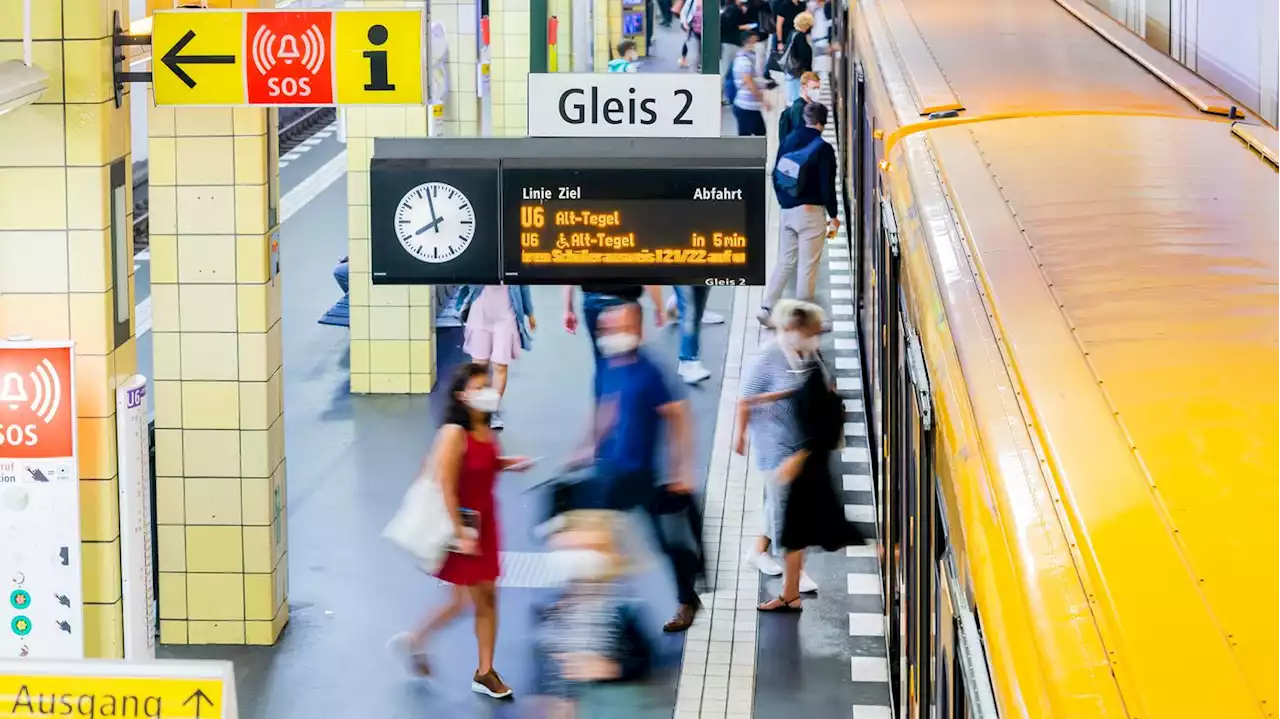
[501,166,766,285]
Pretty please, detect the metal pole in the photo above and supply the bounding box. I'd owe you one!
[700,0,719,75]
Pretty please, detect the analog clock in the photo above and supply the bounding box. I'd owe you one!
[393,182,477,264]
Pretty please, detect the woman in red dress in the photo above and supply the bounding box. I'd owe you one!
[392,363,534,699]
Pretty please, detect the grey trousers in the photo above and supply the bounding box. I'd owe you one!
[764,204,827,308]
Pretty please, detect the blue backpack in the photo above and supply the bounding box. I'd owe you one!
[723,69,738,104]
[773,136,827,198]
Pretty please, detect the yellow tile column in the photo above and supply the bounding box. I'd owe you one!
[347,0,436,394]
[148,2,288,646]
[0,0,137,658]
[490,0,531,135]
[432,0,481,137]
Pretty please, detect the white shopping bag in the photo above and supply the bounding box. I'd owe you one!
[383,474,454,573]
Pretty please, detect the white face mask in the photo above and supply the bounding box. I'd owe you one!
[463,387,501,414]
[549,549,613,584]
[597,333,640,358]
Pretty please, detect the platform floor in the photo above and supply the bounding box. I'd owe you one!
[142,20,892,719]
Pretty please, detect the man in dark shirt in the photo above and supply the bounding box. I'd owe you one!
[564,285,665,393]
[719,0,752,84]
[587,303,701,633]
[761,102,840,327]
[771,0,804,55]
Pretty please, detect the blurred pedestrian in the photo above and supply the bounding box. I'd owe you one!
[735,301,822,594]
[456,285,535,430]
[389,363,537,698]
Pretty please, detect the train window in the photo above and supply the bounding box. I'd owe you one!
[852,62,866,301]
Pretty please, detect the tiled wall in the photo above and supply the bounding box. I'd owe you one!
[147,0,289,646]
[432,0,481,137]
[593,0,613,69]
[0,0,136,659]
[489,0,532,135]
[346,0,438,394]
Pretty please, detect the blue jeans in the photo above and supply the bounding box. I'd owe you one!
[674,286,709,362]
[784,75,802,104]
[583,292,633,397]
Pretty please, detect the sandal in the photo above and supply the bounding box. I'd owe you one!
[757,595,803,613]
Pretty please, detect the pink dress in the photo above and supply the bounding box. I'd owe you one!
[434,432,502,585]
[464,286,522,365]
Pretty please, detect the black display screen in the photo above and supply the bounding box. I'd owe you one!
[369,147,767,286]
[500,166,766,285]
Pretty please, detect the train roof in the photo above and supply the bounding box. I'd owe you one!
[859,0,1253,130]
[922,113,1277,718]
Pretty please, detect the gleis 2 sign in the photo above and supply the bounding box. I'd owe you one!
[527,73,722,139]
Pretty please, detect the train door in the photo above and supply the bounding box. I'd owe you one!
[876,198,902,701]
[901,324,935,719]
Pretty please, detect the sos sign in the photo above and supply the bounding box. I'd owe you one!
[0,343,75,460]
[246,12,335,104]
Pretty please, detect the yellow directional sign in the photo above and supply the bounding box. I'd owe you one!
[152,10,246,106]
[0,659,236,718]
[149,8,425,108]
[333,10,425,106]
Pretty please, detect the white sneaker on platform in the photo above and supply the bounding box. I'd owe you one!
[799,572,818,594]
[678,360,712,384]
[748,551,784,577]
[701,310,726,325]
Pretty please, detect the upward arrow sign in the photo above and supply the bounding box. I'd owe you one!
[161,30,235,89]
[183,689,216,718]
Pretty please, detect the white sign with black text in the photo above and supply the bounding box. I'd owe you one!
[527,73,721,138]
[116,376,155,660]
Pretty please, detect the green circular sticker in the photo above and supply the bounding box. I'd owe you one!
[11,615,32,636]
[9,589,30,610]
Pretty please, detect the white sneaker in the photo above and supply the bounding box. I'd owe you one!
[701,310,726,325]
[748,551,784,576]
[756,308,774,328]
[678,360,712,384]
[799,572,818,594]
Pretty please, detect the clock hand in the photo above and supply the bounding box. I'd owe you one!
[414,216,445,236]
[424,190,441,229]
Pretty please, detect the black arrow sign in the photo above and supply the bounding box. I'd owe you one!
[162,30,235,89]
[184,689,215,718]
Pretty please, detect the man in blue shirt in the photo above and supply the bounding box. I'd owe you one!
[760,101,839,328]
[587,303,702,632]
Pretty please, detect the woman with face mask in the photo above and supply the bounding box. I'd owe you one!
[390,363,536,699]
[734,300,824,597]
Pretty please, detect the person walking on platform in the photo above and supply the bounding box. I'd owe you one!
[779,11,814,104]
[391,363,537,698]
[563,285,665,394]
[719,0,755,99]
[674,0,703,70]
[730,31,770,136]
[608,40,640,73]
[778,70,821,141]
[760,102,840,328]
[668,286,717,384]
[576,303,704,633]
[455,285,536,430]
[735,301,824,595]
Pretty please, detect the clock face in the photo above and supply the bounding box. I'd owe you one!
[393,182,477,264]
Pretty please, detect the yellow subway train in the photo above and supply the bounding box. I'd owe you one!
[829,0,1278,717]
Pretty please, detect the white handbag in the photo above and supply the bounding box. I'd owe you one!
[383,474,454,574]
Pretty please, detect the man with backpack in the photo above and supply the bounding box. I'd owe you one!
[761,102,839,327]
[608,40,640,73]
[778,70,821,140]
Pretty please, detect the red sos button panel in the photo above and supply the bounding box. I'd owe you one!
[0,344,74,460]
[245,11,335,105]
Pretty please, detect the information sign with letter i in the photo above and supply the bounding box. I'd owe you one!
[0,340,83,660]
